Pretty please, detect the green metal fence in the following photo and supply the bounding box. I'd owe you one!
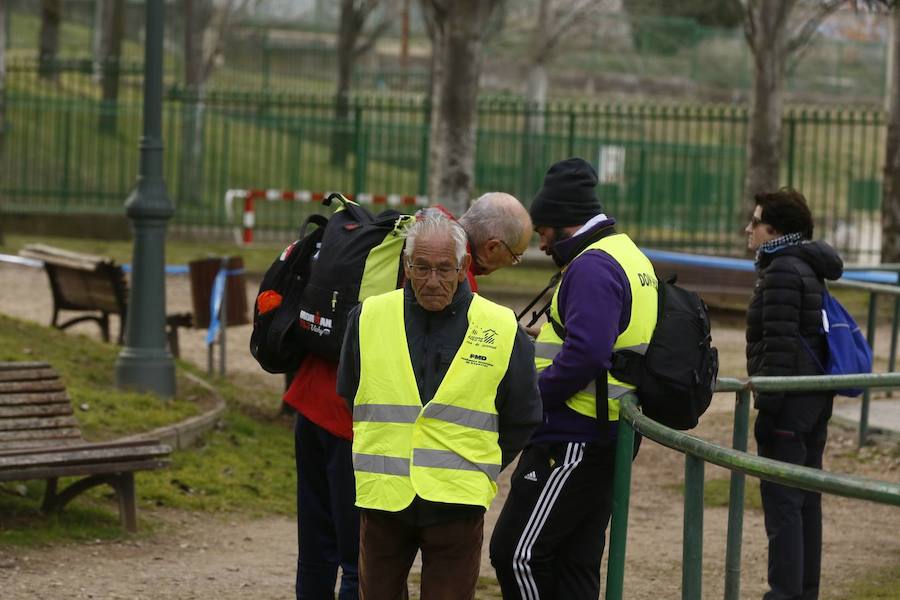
[606,373,900,600]
[0,68,888,258]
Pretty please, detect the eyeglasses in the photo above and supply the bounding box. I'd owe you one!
[749,216,764,228]
[407,262,462,281]
[497,239,524,265]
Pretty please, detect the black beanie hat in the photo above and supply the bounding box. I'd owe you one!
[529,157,603,228]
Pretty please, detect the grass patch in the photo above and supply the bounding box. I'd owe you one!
[0,481,135,546]
[668,477,763,511]
[0,314,296,545]
[842,560,900,600]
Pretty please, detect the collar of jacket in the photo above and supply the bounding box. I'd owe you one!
[552,217,617,267]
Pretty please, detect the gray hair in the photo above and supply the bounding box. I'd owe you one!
[405,210,468,264]
[457,192,529,247]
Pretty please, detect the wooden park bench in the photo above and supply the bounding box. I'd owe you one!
[18,244,193,357]
[0,362,171,531]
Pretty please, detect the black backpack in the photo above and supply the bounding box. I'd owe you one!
[610,275,718,430]
[250,193,413,374]
[521,272,718,431]
[249,214,327,374]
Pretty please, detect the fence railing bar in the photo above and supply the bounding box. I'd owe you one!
[620,395,900,506]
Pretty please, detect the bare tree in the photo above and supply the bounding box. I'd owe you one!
[180,0,252,205]
[420,0,504,216]
[0,0,6,151]
[332,0,392,166]
[884,4,900,262]
[97,0,125,134]
[741,0,843,214]
[38,0,62,81]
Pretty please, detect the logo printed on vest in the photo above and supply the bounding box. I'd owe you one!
[464,353,493,368]
[637,272,658,288]
[299,309,332,336]
[467,327,498,349]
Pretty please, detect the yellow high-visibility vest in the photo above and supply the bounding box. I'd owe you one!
[352,289,517,511]
[534,233,657,422]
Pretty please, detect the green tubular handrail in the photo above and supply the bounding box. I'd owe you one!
[605,372,900,600]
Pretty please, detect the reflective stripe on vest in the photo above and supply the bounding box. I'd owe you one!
[353,289,516,511]
[535,233,658,421]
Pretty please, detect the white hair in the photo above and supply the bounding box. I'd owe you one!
[457,192,529,247]
[405,210,468,264]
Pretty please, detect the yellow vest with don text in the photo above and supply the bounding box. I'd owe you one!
[534,233,658,422]
[352,290,517,512]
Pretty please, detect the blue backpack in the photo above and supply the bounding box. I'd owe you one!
[802,290,873,397]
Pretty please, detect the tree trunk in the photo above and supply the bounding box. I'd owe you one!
[92,0,104,82]
[0,0,6,162]
[742,0,789,217]
[883,7,900,263]
[98,0,125,135]
[426,0,499,217]
[38,0,62,82]
[180,0,211,207]
[332,0,359,168]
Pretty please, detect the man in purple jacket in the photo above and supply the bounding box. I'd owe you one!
[490,157,657,599]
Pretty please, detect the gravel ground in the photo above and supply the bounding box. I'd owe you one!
[1,260,899,599]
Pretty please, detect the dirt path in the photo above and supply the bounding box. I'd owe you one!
[1,261,899,599]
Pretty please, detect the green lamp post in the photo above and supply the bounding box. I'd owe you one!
[115,0,175,397]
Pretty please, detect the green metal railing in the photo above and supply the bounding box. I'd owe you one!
[605,373,900,600]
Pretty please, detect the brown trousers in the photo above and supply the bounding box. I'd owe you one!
[359,510,484,600]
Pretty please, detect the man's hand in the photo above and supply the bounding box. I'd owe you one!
[525,325,541,338]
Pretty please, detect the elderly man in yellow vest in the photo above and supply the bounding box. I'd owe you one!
[337,213,541,600]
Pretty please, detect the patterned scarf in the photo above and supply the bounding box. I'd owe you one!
[756,231,805,262]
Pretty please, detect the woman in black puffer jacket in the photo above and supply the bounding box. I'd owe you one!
[745,188,843,600]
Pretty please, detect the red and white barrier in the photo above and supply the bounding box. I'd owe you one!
[225,189,430,244]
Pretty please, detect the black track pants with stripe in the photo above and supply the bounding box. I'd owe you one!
[490,441,616,600]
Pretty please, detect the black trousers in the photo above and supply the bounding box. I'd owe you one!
[295,414,360,600]
[755,396,831,600]
[490,442,616,600]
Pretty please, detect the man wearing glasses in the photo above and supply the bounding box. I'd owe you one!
[337,213,541,600]
[458,192,532,276]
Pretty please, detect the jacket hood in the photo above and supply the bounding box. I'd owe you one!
[762,240,843,281]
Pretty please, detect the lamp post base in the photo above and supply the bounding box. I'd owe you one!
[115,347,175,398]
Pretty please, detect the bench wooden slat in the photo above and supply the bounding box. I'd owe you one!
[1,415,80,432]
[0,458,169,483]
[0,368,60,383]
[0,444,170,469]
[0,428,83,445]
[52,267,121,313]
[0,439,165,457]
[20,244,113,269]
[0,362,51,371]
[0,437,84,451]
[0,380,67,393]
[0,391,70,406]
[0,403,74,419]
